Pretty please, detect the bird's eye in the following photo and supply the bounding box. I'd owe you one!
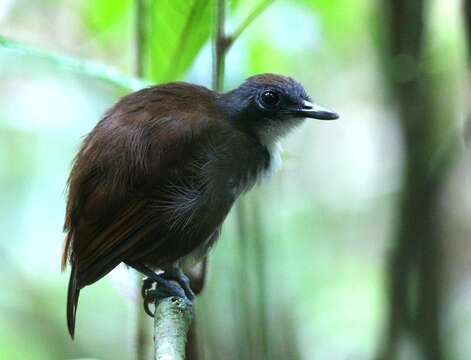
[260,90,280,108]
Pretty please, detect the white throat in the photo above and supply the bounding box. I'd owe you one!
[257,117,304,178]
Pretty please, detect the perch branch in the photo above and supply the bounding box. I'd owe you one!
[153,296,193,360]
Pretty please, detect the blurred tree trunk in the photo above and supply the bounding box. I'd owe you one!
[377,0,459,359]
[463,0,471,141]
[464,0,471,60]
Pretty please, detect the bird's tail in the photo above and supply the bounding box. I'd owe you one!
[67,260,80,339]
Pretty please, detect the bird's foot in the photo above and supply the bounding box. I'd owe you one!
[161,268,195,301]
[141,271,194,317]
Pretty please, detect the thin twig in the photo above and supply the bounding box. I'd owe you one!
[227,0,275,47]
[135,0,148,78]
[211,0,274,91]
[212,0,227,92]
[0,35,149,90]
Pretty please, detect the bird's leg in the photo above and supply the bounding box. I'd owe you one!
[126,261,193,317]
[160,267,195,301]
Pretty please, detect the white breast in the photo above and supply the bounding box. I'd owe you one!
[257,117,304,179]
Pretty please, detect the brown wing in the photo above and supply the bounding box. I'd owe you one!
[62,83,230,337]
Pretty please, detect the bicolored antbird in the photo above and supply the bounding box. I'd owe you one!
[62,73,338,338]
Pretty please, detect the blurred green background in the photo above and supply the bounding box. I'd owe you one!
[0,0,470,359]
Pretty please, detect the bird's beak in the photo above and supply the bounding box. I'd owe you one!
[296,100,339,120]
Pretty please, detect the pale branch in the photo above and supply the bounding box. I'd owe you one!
[153,296,194,360]
[0,35,150,90]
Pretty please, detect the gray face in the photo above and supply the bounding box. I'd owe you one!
[229,74,339,145]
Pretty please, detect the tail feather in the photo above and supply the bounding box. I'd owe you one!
[61,231,73,272]
[67,261,80,339]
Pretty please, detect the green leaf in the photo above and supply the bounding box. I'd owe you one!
[229,0,242,10]
[81,0,133,42]
[147,0,213,83]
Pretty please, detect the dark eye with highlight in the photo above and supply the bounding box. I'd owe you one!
[260,90,280,108]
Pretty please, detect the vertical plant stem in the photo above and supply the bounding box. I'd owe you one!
[134,1,149,359]
[212,0,227,92]
[235,200,253,360]
[212,1,252,358]
[252,197,269,358]
[135,0,147,77]
[211,2,274,358]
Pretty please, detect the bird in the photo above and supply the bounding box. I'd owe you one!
[62,73,338,338]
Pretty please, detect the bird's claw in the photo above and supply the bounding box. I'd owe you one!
[141,277,155,298]
[140,272,194,317]
[142,289,156,317]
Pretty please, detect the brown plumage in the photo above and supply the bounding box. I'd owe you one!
[62,74,338,338]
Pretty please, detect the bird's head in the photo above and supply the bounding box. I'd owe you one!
[220,73,339,146]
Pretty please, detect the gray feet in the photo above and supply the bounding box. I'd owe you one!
[161,268,195,301]
[141,269,194,317]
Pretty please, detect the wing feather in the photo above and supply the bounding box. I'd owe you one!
[63,83,226,287]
